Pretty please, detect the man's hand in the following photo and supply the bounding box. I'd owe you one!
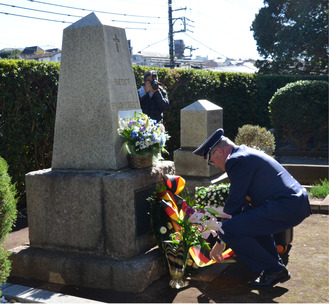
[144,81,157,93]
[209,241,225,262]
[144,81,152,93]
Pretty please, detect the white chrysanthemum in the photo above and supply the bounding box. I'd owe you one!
[160,226,167,234]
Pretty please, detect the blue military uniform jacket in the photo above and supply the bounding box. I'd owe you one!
[224,145,311,220]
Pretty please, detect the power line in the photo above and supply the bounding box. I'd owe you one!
[26,0,165,19]
[0,2,166,26]
[184,33,228,59]
[138,37,168,53]
[0,10,157,29]
[0,2,82,18]
[0,10,70,22]
[1,1,169,52]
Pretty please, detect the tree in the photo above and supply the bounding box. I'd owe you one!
[251,0,328,75]
[0,49,22,59]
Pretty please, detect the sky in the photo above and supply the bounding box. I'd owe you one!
[0,0,265,60]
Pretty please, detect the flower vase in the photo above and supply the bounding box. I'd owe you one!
[163,241,187,289]
[128,154,153,169]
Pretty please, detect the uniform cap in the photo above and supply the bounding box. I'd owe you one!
[192,129,224,158]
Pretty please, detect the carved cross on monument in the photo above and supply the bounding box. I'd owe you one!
[113,34,120,52]
[52,12,140,170]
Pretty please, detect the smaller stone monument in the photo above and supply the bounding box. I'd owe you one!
[174,99,227,193]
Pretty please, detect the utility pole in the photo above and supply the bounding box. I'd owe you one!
[168,0,174,68]
[168,2,193,67]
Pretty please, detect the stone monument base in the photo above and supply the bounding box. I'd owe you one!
[22,161,175,293]
[9,244,167,293]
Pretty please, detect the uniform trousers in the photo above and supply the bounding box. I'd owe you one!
[220,188,311,273]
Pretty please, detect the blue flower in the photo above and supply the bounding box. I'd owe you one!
[137,119,146,126]
[131,130,138,139]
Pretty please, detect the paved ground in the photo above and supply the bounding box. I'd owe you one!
[3,197,328,303]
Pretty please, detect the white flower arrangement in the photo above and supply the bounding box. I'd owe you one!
[194,183,230,209]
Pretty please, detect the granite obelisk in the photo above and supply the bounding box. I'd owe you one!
[52,12,140,170]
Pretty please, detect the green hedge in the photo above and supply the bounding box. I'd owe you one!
[132,67,327,156]
[0,59,327,207]
[0,59,59,207]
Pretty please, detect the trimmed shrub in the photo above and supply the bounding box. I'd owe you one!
[0,157,18,295]
[269,80,328,151]
[234,125,276,156]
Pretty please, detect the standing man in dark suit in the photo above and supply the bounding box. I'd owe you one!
[193,129,311,289]
[138,70,170,122]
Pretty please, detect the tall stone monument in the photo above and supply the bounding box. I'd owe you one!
[9,13,175,293]
[52,12,138,170]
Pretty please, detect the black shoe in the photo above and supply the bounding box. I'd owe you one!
[248,267,290,289]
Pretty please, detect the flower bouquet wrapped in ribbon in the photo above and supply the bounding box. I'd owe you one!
[147,175,235,289]
[117,112,170,168]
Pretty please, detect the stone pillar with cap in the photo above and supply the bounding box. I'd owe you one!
[173,99,228,193]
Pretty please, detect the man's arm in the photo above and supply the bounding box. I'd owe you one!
[224,156,254,216]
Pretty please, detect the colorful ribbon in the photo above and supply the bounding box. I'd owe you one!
[159,174,235,267]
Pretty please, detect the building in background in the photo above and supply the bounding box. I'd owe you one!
[3,42,257,73]
[20,46,61,62]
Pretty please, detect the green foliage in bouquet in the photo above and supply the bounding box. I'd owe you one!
[147,183,170,259]
[117,112,170,157]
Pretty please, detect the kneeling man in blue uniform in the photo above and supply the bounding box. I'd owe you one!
[193,129,311,289]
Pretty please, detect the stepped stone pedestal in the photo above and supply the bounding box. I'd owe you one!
[10,162,174,293]
[10,13,175,293]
